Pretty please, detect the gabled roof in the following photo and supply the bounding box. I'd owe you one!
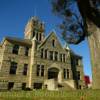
[38,30,63,49]
[1,36,32,47]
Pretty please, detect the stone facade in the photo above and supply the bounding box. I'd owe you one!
[0,17,85,90]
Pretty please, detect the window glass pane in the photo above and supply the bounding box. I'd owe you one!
[41,65,44,76]
[45,49,47,59]
[10,62,17,74]
[12,45,19,54]
[55,52,58,61]
[77,71,80,80]
[23,64,28,75]
[25,47,29,56]
[63,54,65,62]
[41,49,43,58]
[49,51,53,60]
[60,54,62,62]
[67,69,69,79]
[37,65,40,76]
[63,69,66,79]
[39,33,42,41]
[52,40,55,47]
[36,33,38,40]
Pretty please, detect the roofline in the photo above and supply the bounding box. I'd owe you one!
[38,30,64,49]
[1,36,32,47]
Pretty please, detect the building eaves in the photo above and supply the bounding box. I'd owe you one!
[2,36,32,47]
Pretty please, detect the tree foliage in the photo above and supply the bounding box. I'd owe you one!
[50,0,100,44]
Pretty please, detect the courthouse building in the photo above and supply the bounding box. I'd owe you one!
[0,17,84,90]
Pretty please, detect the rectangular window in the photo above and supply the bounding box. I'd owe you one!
[36,33,38,40]
[36,64,44,77]
[67,69,70,79]
[52,40,55,47]
[33,32,35,37]
[9,62,17,74]
[55,52,58,61]
[25,47,29,56]
[64,69,70,79]
[77,71,80,80]
[23,64,28,75]
[41,65,44,76]
[76,59,79,65]
[49,51,53,60]
[39,33,42,41]
[22,83,26,90]
[45,49,47,59]
[12,44,19,54]
[41,49,44,58]
[63,69,66,79]
[36,65,40,76]
[63,54,66,62]
[60,54,62,62]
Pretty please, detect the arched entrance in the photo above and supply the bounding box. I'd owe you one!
[48,68,59,79]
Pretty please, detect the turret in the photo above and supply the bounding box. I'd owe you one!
[24,16,45,43]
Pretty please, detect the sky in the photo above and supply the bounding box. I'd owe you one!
[0,0,92,80]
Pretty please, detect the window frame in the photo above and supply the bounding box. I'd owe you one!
[52,39,55,47]
[12,44,19,55]
[49,51,53,60]
[25,47,29,56]
[23,64,28,75]
[9,62,17,75]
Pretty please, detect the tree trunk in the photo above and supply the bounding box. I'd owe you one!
[87,21,100,89]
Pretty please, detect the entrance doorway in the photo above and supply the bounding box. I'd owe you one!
[48,68,59,79]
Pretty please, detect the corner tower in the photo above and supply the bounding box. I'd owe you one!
[24,16,45,43]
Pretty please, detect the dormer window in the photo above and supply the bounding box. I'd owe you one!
[52,39,55,47]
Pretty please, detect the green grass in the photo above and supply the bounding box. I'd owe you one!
[0,89,100,100]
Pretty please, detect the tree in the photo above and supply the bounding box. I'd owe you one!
[50,0,100,89]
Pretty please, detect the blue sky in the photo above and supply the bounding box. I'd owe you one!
[0,0,92,80]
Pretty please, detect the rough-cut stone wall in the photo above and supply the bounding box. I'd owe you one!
[70,53,85,89]
[0,34,85,90]
[0,20,85,90]
[0,40,31,90]
[30,32,73,89]
[76,63,85,89]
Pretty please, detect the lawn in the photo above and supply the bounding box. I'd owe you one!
[0,89,100,100]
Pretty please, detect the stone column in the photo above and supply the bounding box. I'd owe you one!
[27,37,36,89]
[69,69,73,79]
[53,52,55,60]
[58,69,63,83]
